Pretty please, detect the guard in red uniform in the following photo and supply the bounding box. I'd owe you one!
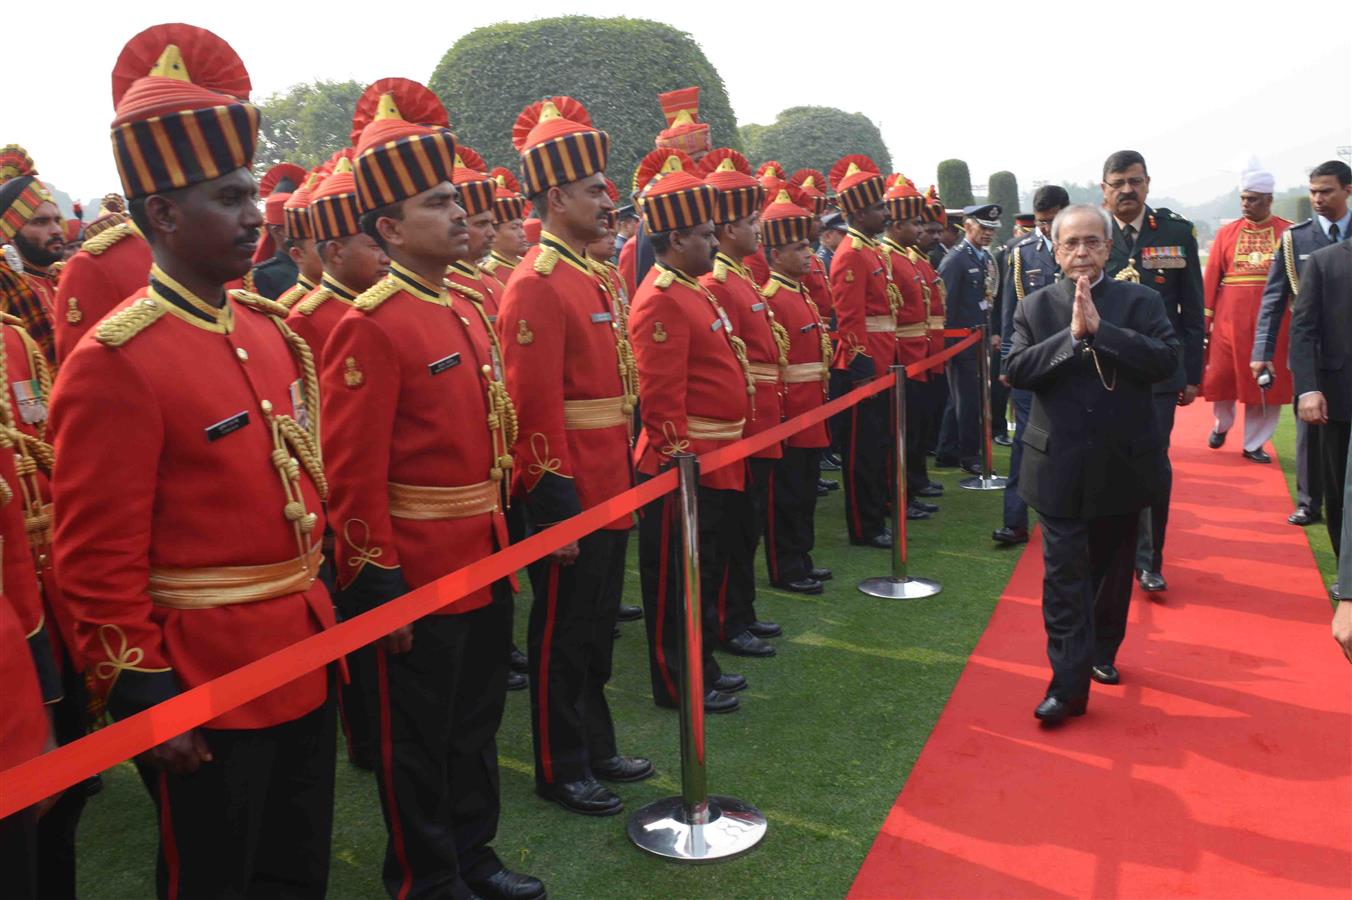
[276,168,325,309]
[759,191,834,594]
[483,167,529,290]
[50,24,336,898]
[827,155,893,546]
[445,146,505,321]
[320,77,543,900]
[497,97,651,817]
[696,148,782,652]
[914,188,952,457]
[654,86,712,163]
[629,167,752,714]
[54,194,153,363]
[0,146,62,368]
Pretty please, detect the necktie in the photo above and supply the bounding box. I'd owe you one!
[1332,223,1341,243]
[1123,224,1137,253]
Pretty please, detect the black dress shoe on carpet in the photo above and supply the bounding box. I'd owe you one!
[466,866,548,900]
[536,779,621,817]
[914,483,944,498]
[1207,428,1227,449]
[1091,664,1120,685]
[775,577,824,594]
[810,566,833,581]
[910,499,939,514]
[616,604,643,622]
[509,647,529,673]
[820,452,843,471]
[506,670,528,692]
[592,755,655,782]
[992,526,1029,545]
[993,434,1013,447]
[712,672,747,693]
[1138,570,1167,592]
[748,620,783,638]
[1288,506,1320,526]
[1242,448,1272,464]
[720,629,777,657]
[1034,695,1088,724]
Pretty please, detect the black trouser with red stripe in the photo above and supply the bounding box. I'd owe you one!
[765,446,822,584]
[133,697,336,900]
[638,474,727,706]
[841,385,889,542]
[526,528,627,785]
[905,378,932,495]
[713,458,769,641]
[369,586,511,899]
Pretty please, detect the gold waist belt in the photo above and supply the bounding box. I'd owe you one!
[687,415,745,441]
[927,316,946,329]
[784,362,827,383]
[149,545,321,610]
[388,480,500,520]
[896,322,928,338]
[1221,275,1267,285]
[866,315,896,333]
[748,362,780,383]
[563,396,627,430]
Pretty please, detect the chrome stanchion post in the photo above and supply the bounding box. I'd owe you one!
[961,325,1009,491]
[628,454,767,861]
[859,366,941,599]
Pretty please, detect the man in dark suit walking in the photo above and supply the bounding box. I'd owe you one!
[1006,205,1180,724]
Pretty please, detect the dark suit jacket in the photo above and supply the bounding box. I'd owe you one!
[1005,276,1180,519]
[1000,232,1058,359]
[1253,218,1333,365]
[1290,240,1352,421]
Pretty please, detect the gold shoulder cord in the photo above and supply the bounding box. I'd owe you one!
[801,286,833,394]
[1013,244,1026,302]
[264,316,326,570]
[0,324,56,566]
[1282,229,1299,295]
[700,287,756,416]
[591,264,639,440]
[451,282,518,501]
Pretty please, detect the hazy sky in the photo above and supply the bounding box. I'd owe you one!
[13,0,1351,208]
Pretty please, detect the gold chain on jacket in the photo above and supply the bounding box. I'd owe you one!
[661,263,756,413]
[590,259,639,438]
[450,281,518,498]
[262,316,325,572]
[0,321,55,566]
[1282,229,1299,295]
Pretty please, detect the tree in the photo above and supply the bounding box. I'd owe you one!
[430,18,740,195]
[987,171,1020,244]
[737,107,891,176]
[936,160,974,209]
[255,80,365,171]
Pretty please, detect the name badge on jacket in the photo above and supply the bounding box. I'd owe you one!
[428,353,461,376]
[206,411,249,442]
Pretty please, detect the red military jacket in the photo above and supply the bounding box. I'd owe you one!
[448,260,503,325]
[497,235,635,529]
[805,254,833,319]
[830,228,894,375]
[743,247,771,286]
[50,269,333,729]
[909,246,947,361]
[53,222,153,364]
[882,237,930,377]
[763,273,831,449]
[1,441,51,771]
[285,275,360,371]
[629,263,752,492]
[321,262,510,614]
[702,254,784,460]
[276,274,318,313]
[481,250,519,294]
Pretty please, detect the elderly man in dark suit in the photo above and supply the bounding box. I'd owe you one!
[1006,204,1180,724]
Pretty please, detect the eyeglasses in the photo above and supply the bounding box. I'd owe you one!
[1056,237,1107,252]
[1104,176,1147,191]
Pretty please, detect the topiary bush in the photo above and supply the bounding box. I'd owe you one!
[739,106,891,175]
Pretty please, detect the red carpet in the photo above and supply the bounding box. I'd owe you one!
[849,403,1352,898]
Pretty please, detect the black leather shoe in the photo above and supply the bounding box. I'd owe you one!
[1242,448,1272,464]
[612,626,621,639]
[959,460,983,475]
[820,452,842,471]
[910,499,939,514]
[506,670,528,692]
[810,566,833,581]
[775,577,824,594]
[992,526,1030,545]
[712,672,747,693]
[509,647,529,673]
[616,604,643,622]
[592,755,654,782]
[819,478,840,492]
[914,483,944,498]
[1034,695,1088,724]
[1138,570,1167,592]
[993,434,1013,446]
[1288,506,1320,526]
[466,866,547,900]
[748,619,783,638]
[536,779,621,817]
[1091,663,1120,685]
[720,629,777,657]
[906,505,932,520]
[816,481,830,497]
[1331,583,1343,601]
[1208,428,1227,449]
[850,530,892,549]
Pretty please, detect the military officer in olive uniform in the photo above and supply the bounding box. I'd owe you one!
[1101,151,1204,594]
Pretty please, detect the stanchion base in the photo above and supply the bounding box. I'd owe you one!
[628,795,767,862]
[960,475,1009,491]
[857,575,942,599]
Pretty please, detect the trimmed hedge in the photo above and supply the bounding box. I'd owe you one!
[429,17,741,193]
[739,106,891,176]
[987,170,1020,243]
[937,159,974,209]
[256,80,366,170]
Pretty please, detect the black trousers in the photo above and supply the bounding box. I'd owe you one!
[926,371,949,454]
[1296,412,1323,513]
[0,807,38,900]
[134,697,336,900]
[1038,511,1138,702]
[1322,418,1351,559]
[370,588,510,899]
[1136,392,1178,574]
[335,585,377,770]
[990,349,1010,438]
[827,368,851,455]
[35,651,89,900]
[714,459,768,641]
[638,476,726,706]
[904,378,932,493]
[1003,389,1033,530]
[842,389,888,541]
[526,528,626,785]
[765,447,822,584]
[946,342,982,466]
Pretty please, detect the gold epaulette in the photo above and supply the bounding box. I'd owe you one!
[654,269,675,290]
[95,297,167,347]
[0,311,24,328]
[276,283,308,310]
[761,279,783,298]
[712,258,730,283]
[850,235,869,250]
[50,260,66,277]
[295,288,333,317]
[355,277,400,313]
[533,246,559,276]
[229,290,291,318]
[481,257,501,275]
[82,221,134,256]
[447,281,484,303]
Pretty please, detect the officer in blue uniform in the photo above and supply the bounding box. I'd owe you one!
[994,186,1068,544]
[938,203,1001,474]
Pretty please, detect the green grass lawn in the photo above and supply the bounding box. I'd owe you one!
[78,446,1030,899]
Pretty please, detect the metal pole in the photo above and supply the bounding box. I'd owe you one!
[859,366,941,600]
[961,325,1009,491]
[628,454,767,861]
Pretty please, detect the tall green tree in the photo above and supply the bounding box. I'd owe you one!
[255,80,365,170]
[738,107,891,176]
[430,17,739,195]
[936,159,974,209]
[987,171,1020,243]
